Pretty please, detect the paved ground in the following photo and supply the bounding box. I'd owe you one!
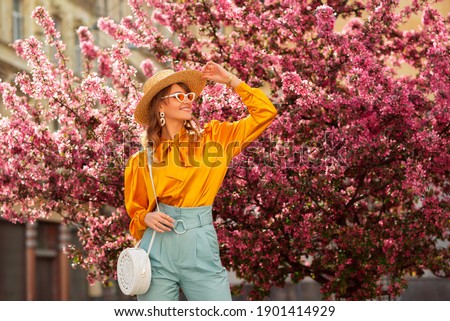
[232,275,450,301]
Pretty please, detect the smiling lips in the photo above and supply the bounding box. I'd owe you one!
[180,106,192,112]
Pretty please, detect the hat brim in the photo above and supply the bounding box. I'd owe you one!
[134,70,206,127]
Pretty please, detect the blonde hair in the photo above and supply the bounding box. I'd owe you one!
[140,82,203,158]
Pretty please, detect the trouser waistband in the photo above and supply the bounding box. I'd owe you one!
[158,202,213,235]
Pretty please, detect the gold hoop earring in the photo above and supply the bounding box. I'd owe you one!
[159,112,166,127]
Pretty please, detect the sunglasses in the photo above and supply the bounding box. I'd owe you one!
[161,92,196,103]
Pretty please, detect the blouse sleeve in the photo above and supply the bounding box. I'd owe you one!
[124,152,155,240]
[204,82,277,161]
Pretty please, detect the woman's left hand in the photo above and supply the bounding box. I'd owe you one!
[201,61,233,85]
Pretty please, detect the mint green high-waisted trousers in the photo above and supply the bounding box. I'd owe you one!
[137,203,232,301]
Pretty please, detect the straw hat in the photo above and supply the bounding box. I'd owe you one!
[134,69,207,126]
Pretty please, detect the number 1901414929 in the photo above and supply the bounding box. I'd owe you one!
[256,305,336,317]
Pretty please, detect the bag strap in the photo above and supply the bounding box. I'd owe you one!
[136,148,158,255]
[146,148,158,254]
[147,148,160,213]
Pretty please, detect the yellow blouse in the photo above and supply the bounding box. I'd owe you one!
[124,82,277,240]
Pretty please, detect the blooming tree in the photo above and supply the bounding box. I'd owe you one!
[1,0,449,300]
[0,7,142,284]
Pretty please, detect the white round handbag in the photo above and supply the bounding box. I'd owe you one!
[117,148,158,296]
[117,243,153,296]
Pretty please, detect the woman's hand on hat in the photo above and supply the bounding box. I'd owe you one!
[144,211,175,233]
[201,61,237,87]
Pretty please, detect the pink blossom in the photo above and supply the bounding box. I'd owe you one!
[315,5,336,37]
[140,59,155,78]
[77,26,99,60]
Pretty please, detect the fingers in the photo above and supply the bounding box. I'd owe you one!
[201,61,228,83]
[155,212,174,232]
[152,222,171,233]
[144,211,175,233]
[201,62,216,79]
[202,61,216,73]
[160,213,175,228]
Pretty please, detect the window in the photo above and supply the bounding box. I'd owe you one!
[96,0,108,17]
[12,0,24,41]
[36,222,59,300]
[0,220,26,300]
[52,118,61,131]
[74,30,82,75]
[97,0,127,21]
[49,16,62,63]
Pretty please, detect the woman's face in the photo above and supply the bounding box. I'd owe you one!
[159,83,194,124]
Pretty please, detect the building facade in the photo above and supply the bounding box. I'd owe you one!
[0,0,148,301]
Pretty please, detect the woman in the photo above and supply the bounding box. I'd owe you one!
[124,61,277,301]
